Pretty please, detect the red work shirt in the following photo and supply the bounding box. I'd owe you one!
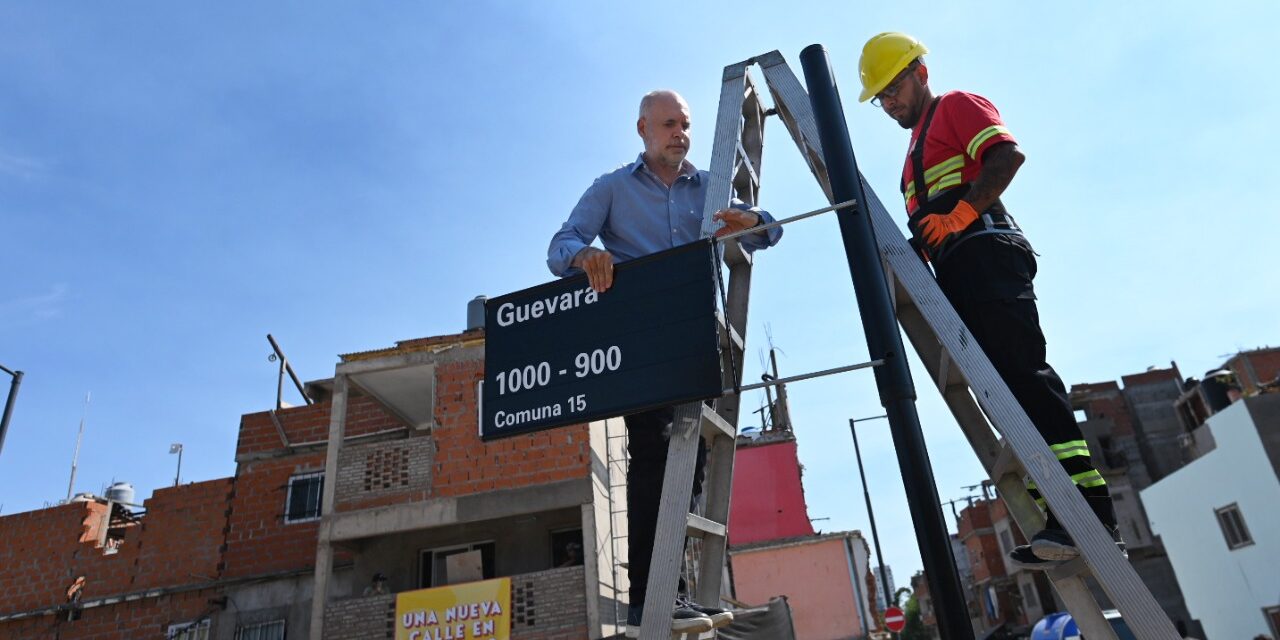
[901,91,1016,215]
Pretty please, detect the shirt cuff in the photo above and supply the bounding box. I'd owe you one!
[548,240,589,277]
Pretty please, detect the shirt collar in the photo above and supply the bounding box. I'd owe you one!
[630,153,700,182]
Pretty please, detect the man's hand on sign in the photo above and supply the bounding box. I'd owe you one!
[712,209,761,237]
[574,246,615,293]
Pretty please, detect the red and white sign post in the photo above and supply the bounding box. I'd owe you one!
[883,606,906,634]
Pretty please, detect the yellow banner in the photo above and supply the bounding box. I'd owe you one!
[395,577,512,640]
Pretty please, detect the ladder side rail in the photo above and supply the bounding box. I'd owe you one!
[889,274,1119,640]
[862,175,1178,639]
[700,63,753,239]
[757,53,833,201]
[696,63,769,608]
[695,263,751,608]
[710,70,765,425]
[639,402,710,640]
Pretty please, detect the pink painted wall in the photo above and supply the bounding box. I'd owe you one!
[732,537,866,640]
[729,440,815,545]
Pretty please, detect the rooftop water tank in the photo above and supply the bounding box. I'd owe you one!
[467,295,487,331]
[106,482,135,505]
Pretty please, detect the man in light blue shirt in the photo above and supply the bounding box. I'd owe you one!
[547,90,781,291]
[546,90,781,637]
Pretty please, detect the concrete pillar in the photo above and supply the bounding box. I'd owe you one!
[580,502,602,639]
[309,373,349,639]
[309,541,334,640]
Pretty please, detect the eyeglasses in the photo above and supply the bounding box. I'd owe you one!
[870,64,917,108]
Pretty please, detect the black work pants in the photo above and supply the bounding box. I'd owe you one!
[625,405,707,605]
[936,234,1115,531]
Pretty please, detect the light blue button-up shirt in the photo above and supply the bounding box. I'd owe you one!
[547,154,782,276]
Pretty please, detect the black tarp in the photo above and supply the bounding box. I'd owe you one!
[716,596,796,640]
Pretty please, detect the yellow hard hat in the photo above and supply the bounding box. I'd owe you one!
[858,32,929,102]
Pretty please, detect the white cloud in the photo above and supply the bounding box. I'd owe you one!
[0,150,46,181]
[0,284,68,324]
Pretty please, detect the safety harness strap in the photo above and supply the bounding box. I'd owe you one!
[910,97,942,210]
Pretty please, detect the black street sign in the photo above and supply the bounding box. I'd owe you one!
[481,240,723,440]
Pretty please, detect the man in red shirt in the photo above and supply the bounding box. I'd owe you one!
[858,32,1120,569]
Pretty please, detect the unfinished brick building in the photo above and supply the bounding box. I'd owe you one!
[0,326,627,639]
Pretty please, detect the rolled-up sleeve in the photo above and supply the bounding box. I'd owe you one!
[729,199,783,252]
[547,178,611,276]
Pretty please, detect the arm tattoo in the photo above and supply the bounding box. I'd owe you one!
[965,142,1024,212]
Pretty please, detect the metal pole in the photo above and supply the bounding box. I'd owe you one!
[66,393,90,502]
[268,334,312,406]
[850,417,892,619]
[276,353,286,411]
[770,349,793,430]
[801,44,972,640]
[175,447,183,486]
[726,358,883,394]
[0,366,23,458]
[716,198,858,242]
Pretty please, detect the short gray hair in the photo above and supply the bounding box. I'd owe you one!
[638,90,682,120]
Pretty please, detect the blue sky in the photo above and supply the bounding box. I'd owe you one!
[2,2,1276,587]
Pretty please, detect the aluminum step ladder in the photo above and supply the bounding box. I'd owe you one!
[664,50,1179,640]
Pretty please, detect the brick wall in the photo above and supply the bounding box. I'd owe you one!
[1232,347,1280,393]
[1071,381,1137,437]
[135,480,234,591]
[335,436,433,511]
[958,501,1007,584]
[510,566,588,640]
[237,394,403,459]
[0,589,217,640]
[431,360,590,498]
[0,479,231,616]
[222,453,327,579]
[323,593,395,640]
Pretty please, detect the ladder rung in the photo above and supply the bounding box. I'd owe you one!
[991,441,1023,481]
[1048,555,1090,581]
[716,310,745,354]
[686,513,726,539]
[674,631,718,640]
[700,405,735,440]
[935,350,951,393]
[735,140,761,187]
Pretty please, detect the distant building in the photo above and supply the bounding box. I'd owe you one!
[1070,346,1280,636]
[728,427,875,640]
[872,565,895,611]
[910,570,940,640]
[1069,365,1198,630]
[948,533,976,631]
[1142,390,1280,639]
[953,491,1055,637]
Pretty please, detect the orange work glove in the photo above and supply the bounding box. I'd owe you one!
[918,200,980,248]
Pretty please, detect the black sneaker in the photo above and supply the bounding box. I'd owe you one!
[677,595,734,628]
[1030,527,1129,562]
[1008,543,1064,571]
[624,602,713,638]
[1030,528,1078,561]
